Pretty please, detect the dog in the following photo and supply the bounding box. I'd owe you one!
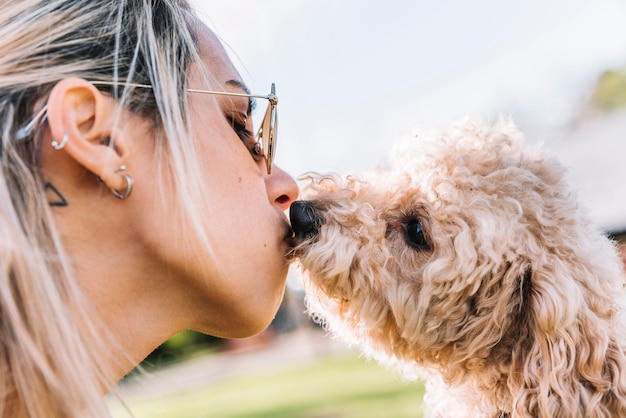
[289,118,626,417]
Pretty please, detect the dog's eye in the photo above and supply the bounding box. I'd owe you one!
[404,219,429,249]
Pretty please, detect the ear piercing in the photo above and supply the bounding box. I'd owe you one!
[49,133,134,200]
[110,165,133,200]
[51,132,68,150]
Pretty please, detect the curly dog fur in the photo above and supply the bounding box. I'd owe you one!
[290,118,626,417]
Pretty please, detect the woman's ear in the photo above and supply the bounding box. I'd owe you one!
[45,77,130,192]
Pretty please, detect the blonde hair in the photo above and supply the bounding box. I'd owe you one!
[0,0,207,416]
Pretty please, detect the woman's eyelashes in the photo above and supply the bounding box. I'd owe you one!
[231,118,253,140]
[230,116,263,160]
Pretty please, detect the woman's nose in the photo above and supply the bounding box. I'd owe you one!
[266,165,299,211]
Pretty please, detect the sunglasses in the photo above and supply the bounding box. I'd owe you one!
[187,82,278,175]
[15,82,278,175]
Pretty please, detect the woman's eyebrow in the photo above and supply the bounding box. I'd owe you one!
[225,79,256,114]
[225,79,251,94]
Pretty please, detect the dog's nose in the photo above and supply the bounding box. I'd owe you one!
[290,200,322,238]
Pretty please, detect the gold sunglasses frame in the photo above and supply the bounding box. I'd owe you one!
[186,82,277,175]
[15,82,278,175]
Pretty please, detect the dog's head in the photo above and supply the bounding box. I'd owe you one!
[290,118,626,415]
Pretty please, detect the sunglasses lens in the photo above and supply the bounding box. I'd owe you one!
[255,84,278,174]
[258,102,276,174]
[265,105,277,173]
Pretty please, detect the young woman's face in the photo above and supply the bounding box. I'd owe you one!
[128,20,299,338]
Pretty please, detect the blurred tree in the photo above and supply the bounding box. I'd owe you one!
[592,67,626,110]
[141,330,222,369]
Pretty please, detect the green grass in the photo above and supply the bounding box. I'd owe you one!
[110,353,425,418]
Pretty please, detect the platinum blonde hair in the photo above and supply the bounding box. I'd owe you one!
[0,0,211,416]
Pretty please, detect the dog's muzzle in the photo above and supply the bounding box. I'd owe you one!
[290,200,323,240]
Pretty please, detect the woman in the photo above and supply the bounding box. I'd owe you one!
[0,0,298,416]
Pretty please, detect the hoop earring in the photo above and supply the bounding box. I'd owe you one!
[110,167,133,200]
[51,132,69,150]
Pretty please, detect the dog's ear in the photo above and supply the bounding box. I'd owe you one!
[509,260,624,416]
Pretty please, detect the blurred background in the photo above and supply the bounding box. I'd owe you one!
[110,1,626,417]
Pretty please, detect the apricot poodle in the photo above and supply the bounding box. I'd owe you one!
[290,119,626,417]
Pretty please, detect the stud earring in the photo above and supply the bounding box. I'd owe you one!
[51,132,68,150]
[110,165,133,200]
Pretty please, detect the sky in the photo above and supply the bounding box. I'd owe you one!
[190,0,626,229]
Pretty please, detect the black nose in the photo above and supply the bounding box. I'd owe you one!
[290,200,322,238]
